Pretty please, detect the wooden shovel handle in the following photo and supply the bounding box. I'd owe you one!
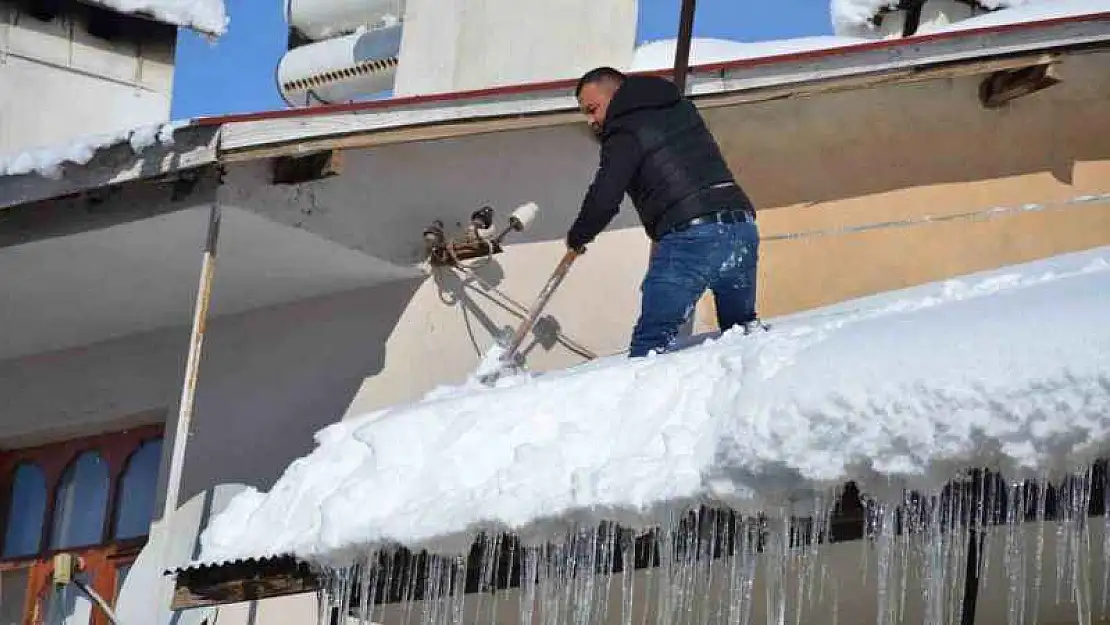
[503,248,581,360]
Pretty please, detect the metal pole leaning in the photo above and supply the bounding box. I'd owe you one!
[673,0,697,94]
[162,203,221,522]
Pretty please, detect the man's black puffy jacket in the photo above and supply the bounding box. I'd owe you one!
[566,75,755,250]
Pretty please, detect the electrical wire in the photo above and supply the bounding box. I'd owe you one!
[448,259,600,360]
[764,191,1110,243]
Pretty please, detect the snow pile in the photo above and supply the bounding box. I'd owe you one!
[198,247,1110,567]
[86,0,229,36]
[831,0,899,33]
[931,0,1110,32]
[630,36,870,71]
[832,0,1110,36]
[0,120,190,180]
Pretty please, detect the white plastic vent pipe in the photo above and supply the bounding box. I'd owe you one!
[277,23,402,105]
[286,0,405,40]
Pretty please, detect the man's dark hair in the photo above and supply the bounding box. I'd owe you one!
[575,67,626,98]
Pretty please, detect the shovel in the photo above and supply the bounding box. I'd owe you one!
[477,247,582,385]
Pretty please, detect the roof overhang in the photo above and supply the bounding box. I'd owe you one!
[208,11,1110,162]
[0,125,220,211]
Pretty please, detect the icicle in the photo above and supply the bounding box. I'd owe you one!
[1103,468,1110,619]
[1003,480,1026,625]
[315,571,332,625]
[574,525,601,625]
[451,553,468,625]
[500,538,517,625]
[1057,475,1069,606]
[401,551,419,625]
[873,501,896,625]
[947,480,969,625]
[735,517,759,625]
[698,509,719,625]
[1031,474,1049,624]
[978,472,994,594]
[790,504,813,625]
[598,523,618,625]
[519,546,539,625]
[539,540,561,625]
[620,530,635,625]
[358,552,377,625]
[920,490,944,625]
[642,527,661,625]
[655,514,676,625]
[895,498,910,625]
[1072,467,1095,625]
[768,512,789,625]
[471,535,491,624]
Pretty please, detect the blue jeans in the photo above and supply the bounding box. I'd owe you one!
[629,218,760,357]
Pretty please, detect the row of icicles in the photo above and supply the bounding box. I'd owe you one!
[312,465,1109,625]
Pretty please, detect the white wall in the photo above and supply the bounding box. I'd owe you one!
[392,0,638,95]
[0,279,421,509]
[0,2,175,152]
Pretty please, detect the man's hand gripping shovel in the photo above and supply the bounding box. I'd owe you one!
[477,246,583,386]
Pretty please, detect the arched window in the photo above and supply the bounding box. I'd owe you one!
[2,463,47,558]
[113,439,163,540]
[50,452,110,550]
[1,424,164,625]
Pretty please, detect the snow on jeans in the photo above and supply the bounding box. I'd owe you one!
[630,218,760,358]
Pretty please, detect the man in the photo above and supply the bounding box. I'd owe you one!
[566,66,762,358]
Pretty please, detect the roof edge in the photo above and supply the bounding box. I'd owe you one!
[195,10,1110,127]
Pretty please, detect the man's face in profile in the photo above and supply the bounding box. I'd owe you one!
[577,81,614,137]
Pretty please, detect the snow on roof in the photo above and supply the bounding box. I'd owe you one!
[84,0,229,36]
[831,0,1110,36]
[0,120,191,180]
[197,246,1110,567]
[831,0,899,33]
[931,0,1110,32]
[629,36,872,71]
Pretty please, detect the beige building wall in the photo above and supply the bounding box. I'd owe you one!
[351,50,1110,414]
[693,51,1110,328]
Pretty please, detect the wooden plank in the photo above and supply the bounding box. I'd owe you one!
[170,556,321,610]
[218,94,577,153]
[219,110,584,163]
[0,126,220,211]
[171,570,320,609]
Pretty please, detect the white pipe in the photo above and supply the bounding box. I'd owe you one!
[162,203,221,522]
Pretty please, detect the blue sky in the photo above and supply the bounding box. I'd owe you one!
[170,0,834,119]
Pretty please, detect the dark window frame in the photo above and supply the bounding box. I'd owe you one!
[0,423,164,625]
